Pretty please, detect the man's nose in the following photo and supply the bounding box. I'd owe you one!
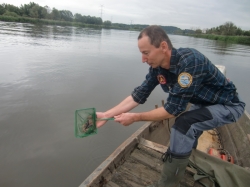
[142,55,147,63]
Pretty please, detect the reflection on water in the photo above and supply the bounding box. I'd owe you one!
[0,21,250,187]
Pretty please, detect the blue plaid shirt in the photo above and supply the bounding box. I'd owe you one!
[131,48,237,116]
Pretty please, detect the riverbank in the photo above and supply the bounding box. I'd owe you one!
[1,16,250,46]
[190,34,250,46]
[0,15,141,31]
[0,15,103,28]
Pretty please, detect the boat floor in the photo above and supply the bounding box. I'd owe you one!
[104,138,209,187]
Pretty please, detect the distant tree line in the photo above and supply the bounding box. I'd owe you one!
[0,2,107,26]
[0,2,204,34]
[194,22,250,36]
[190,22,250,45]
[1,2,249,38]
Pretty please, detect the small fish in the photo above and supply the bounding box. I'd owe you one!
[82,118,93,133]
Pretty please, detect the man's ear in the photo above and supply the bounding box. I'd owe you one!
[160,41,168,53]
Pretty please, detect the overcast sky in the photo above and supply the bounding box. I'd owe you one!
[3,0,250,30]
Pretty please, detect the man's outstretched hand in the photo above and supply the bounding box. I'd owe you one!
[115,113,138,126]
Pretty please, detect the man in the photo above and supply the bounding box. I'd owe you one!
[96,25,245,187]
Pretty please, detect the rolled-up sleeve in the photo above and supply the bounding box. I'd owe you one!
[131,68,159,104]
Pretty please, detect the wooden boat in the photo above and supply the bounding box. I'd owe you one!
[79,66,250,187]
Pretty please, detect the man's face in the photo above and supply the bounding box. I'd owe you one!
[138,35,165,68]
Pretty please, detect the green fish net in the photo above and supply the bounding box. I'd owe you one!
[75,108,114,138]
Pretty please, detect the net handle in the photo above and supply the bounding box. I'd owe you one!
[96,117,114,121]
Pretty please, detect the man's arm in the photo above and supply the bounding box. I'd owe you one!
[115,107,175,126]
[96,95,139,128]
[105,95,139,117]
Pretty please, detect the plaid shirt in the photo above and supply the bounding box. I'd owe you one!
[131,48,237,116]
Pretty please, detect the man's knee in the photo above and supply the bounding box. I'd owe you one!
[172,107,213,134]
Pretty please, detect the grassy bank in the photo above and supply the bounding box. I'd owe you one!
[191,34,250,46]
[0,15,104,29]
[0,15,141,31]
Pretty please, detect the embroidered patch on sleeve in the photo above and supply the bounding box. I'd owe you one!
[178,72,192,88]
[157,75,167,84]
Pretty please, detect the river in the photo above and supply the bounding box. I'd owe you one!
[0,21,250,187]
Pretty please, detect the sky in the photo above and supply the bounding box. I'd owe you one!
[3,0,250,30]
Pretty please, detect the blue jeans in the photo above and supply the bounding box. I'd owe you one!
[169,97,245,156]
